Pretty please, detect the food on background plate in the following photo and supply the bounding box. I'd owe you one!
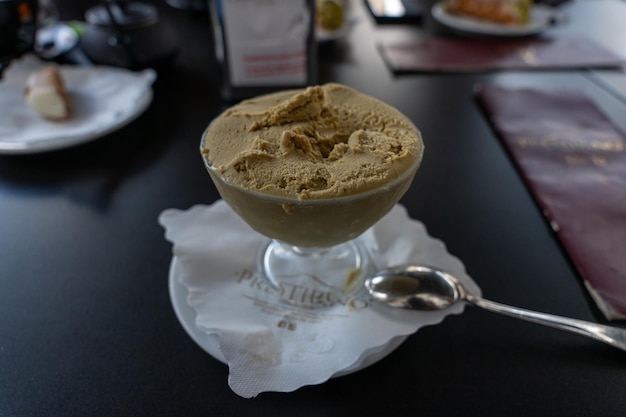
[24,65,71,121]
[201,83,424,247]
[443,0,533,25]
[317,0,345,31]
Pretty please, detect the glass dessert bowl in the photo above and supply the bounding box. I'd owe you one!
[200,83,424,304]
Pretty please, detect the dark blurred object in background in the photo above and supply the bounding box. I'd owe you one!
[0,0,38,68]
[535,0,571,6]
[364,0,423,24]
[81,1,180,70]
[165,0,206,12]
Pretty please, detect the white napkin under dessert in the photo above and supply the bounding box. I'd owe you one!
[159,200,481,398]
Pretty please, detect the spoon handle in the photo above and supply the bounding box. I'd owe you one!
[466,295,626,352]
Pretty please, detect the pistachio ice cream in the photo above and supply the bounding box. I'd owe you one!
[201,83,424,247]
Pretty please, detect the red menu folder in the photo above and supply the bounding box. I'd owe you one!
[379,37,625,73]
[476,85,626,320]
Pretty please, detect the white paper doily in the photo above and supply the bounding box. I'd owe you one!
[0,55,156,154]
[160,200,481,397]
[169,261,408,376]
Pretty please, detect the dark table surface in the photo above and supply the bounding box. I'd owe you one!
[2,0,626,416]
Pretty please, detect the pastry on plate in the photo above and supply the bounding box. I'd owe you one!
[24,65,71,121]
[443,0,533,25]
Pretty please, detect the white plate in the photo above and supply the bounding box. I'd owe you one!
[432,2,559,37]
[0,55,156,154]
[161,201,480,396]
[168,257,407,377]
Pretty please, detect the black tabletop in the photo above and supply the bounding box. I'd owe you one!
[2,1,626,416]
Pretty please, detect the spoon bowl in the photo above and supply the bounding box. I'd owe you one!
[366,265,463,310]
[365,264,626,353]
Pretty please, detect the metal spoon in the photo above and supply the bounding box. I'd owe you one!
[365,264,626,352]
